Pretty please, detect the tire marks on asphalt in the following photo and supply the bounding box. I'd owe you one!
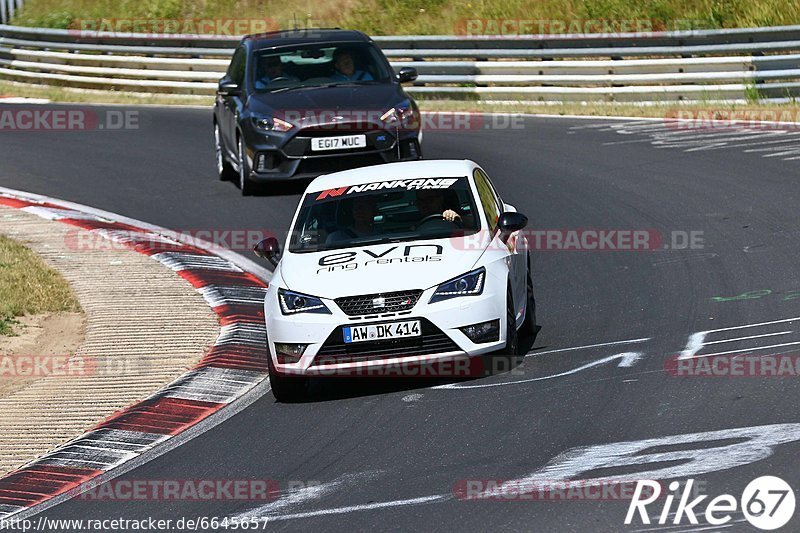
[572,120,800,161]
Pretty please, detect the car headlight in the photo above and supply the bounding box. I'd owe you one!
[278,288,331,315]
[429,267,486,303]
[254,117,294,132]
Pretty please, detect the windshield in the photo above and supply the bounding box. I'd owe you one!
[289,177,481,253]
[252,42,393,93]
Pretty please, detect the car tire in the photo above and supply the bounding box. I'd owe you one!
[214,123,237,182]
[489,286,519,376]
[238,135,255,196]
[505,286,519,356]
[266,349,308,402]
[520,252,539,338]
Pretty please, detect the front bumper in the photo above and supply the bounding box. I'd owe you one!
[264,281,506,376]
[241,122,422,180]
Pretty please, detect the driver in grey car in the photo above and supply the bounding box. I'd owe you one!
[255,55,299,89]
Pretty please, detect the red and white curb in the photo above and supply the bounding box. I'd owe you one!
[0,189,271,520]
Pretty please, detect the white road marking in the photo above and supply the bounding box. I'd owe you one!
[684,341,800,360]
[679,316,800,360]
[590,120,800,160]
[266,494,449,522]
[702,331,793,345]
[433,352,643,390]
[235,479,348,518]
[402,394,423,403]
[232,471,385,520]
[481,423,800,499]
[707,316,800,333]
[525,337,650,357]
[693,132,800,151]
[634,520,744,532]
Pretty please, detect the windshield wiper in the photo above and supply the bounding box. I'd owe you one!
[267,80,382,93]
[267,85,317,94]
[348,236,410,247]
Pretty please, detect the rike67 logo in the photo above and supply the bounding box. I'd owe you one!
[626,476,795,530]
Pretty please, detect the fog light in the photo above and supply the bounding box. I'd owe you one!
[275,343,307,364]
[460,320,500,343]
[256,153,278,172]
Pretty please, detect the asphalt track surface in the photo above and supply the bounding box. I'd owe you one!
[2,105,800,532]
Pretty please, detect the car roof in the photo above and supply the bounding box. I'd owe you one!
[305,160,479,193]
[243,29,371,50]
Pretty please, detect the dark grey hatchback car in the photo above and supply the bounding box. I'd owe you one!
[213,29,422,195]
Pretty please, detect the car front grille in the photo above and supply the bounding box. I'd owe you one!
[335,290,423,316]
[283,129,396,158]
[312,318,461,365]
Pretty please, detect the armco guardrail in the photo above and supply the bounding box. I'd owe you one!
[1,23,800,101]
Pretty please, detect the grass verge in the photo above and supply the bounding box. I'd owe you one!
[0,235,82,336]
[9,0,800,35]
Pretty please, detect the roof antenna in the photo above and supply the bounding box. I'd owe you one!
[293,13,299,31]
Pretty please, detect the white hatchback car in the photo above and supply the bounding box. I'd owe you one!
[255,159,537,401]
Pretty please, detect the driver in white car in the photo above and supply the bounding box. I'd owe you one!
[325,195,378,244]
[416,189,461,222]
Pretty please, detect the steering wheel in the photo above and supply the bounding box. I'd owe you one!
[415,214,463,231]
[269,76,292,83]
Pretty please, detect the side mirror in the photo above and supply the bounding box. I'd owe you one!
[397,67,418,84]
[497,212,528,241]
[218,79,240,96]
[253,237,281,267]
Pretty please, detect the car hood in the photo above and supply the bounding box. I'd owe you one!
[279,236,487,299]
[248,83,405,118]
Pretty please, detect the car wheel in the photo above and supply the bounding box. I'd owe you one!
[238,136,255,196]
[267,349,308,402]
[489,286,519,375]
[214,123,237,182]
[505,286,519,356]
[520,252,539,338]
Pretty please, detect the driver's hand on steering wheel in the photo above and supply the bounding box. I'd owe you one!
[442,209,461,222]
